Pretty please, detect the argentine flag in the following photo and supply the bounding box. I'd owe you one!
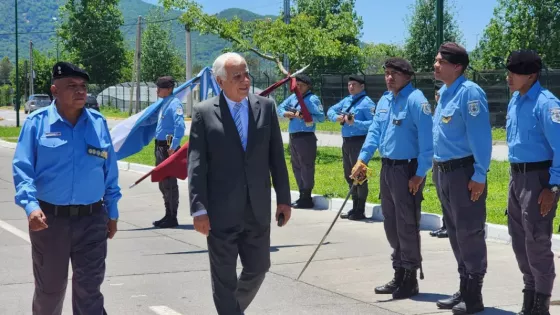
[110,67,221,160]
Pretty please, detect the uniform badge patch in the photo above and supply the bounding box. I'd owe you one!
[318,104,324,112]
[442,116,452,123]
[87,145,108,159]
[176,106,183,115]
[551,108,560,124]
[421,102,432,115]
[370,106,376,114]
[468,100,480,117]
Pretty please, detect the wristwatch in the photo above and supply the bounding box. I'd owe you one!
[549,184,559,194]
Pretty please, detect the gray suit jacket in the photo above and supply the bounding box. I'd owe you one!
[187,92,291,230]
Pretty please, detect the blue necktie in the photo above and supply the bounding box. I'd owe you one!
[234,102,246,150]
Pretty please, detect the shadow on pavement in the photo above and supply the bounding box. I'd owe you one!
[160,242,334,255]
[121,224,195,231]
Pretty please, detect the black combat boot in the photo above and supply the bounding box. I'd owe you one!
[375,267,405,294]
[452,275,484,314]
[517,289,535,315]
[530,292,551,315]
[392,268,419,299]
[348,198,366,220]
[294,189,314,209]
[437,276,467,309]
[291,190,303,208]
[340,198,358,219]
[153,202,170,227]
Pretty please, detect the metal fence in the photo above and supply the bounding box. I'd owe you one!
[320,69,560,127]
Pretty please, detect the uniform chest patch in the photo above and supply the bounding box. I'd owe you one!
[468,100,480,117]
[87,145,108,159]
[551,108,560,124]
[421,102,432,115]
[45,132,61,137]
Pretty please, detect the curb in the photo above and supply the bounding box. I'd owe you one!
[1,139,558,252]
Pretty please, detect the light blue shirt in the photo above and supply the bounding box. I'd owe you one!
[507,81,560,185]
[223,92,249,148]
[276,92,325,133]
[155,96,186,150]
[357,83,434,177]
[12,102,122,219]
[432,75,492,183]
[327,91,376,137]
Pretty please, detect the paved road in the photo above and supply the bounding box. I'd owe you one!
[0,145,559,314]
[0,109,509,161]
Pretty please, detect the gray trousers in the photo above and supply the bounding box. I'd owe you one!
[508,167,558,295]
[435,160,488,277]
[342,136,368,201]
[380,159,425,270]
[207,202,270,314]
[155,142,179,217]
[30,209,108,315]
[289,133,317,191]
[432,164,447,229]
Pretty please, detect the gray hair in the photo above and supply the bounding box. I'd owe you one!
[212,52,248,80]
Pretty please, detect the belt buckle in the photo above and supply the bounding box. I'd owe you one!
[69,206,80,216]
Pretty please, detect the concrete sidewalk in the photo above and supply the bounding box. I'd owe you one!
[0,143,559,314]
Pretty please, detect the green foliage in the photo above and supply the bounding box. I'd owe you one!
[404,0,462,72]
[362,43,406,74]
[58,0,127,85]
[141,8,185,82]
[473,0,560,70]
[0,85,13,106]
[0,57,13,85]
[162,0,365,79]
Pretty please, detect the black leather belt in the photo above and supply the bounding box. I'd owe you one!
[434,155,475,173]
[382,157,417,166]
[290,132,314,139]
[510,160,551,173]
[38,200,104,217]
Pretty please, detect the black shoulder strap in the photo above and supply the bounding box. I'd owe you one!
[344,94,367,112]
[294,91,313,108]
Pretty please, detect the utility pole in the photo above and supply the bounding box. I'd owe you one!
[436,0,444,49]
[23,60,28,101]
[185,24,193,116]
[29,41,34,96]
[283,0,290,99]
[15,0,20,127]
[135,16,142,114]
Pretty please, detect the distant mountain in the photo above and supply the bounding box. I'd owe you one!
[0,0,277,67]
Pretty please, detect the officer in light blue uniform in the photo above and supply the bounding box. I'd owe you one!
[351,58,433,300]
[12,61,121,315]
[276,74,325,208]
[327,75,375,220]
[431,42,492,315]
[153,76,185,228]
[505,49,560,315]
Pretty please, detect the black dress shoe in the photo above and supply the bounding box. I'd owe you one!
[340,210,354,219]
[158,217,178,228]
[437,229,449,238]
[153,215,169,227]
[348,212,366,221]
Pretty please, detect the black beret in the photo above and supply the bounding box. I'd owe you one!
[383,57,415,75]
[438,42,469,67]
[506,50,542,75]
[156,76,176,88]
[295,74,312,86]
[52,61,90,82]
[348,75,365,84]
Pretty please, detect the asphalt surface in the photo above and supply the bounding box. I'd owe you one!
[1,141,560,314]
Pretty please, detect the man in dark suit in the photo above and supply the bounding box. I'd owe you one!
[187,52,292,314]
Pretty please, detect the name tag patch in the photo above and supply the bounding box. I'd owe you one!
[45,132,61,137]
[87,145,108,159]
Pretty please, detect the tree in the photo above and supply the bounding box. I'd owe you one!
[161,0,365,79]
[473,0,560,70]
[0,57,13,85]
[362,43,406,74]
[58,0,127,85]
[404,0,462,72]
[141,8,185,82]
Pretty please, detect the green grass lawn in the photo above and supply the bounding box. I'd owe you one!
[0,126,21,142]
[279,119,507,141]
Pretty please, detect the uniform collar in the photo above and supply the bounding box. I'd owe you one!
[48,100,88,125]
[442,75,466,97]
[386,82,414,101]
[524,80,542,100]
[351,90,366,100]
